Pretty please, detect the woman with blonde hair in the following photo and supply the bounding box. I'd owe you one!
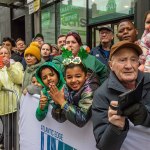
[0,46,23,150]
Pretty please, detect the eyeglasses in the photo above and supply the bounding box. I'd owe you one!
[63,57,81,66]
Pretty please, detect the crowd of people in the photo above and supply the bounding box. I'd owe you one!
[0,11,150,150]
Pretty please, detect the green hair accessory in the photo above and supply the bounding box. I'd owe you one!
[63,57,82,66]
[61,45,89,60]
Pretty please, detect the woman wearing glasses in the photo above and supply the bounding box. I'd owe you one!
[52,31,108,85]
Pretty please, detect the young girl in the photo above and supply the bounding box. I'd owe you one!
[35,62,65,121]
[139,11,150,72]
[49,57,100,127]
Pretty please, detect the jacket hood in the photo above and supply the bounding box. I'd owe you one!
[35,62,65,91]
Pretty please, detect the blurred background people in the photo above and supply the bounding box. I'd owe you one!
[33,33,44,47]
[41,43,52,62]
[2,37,16,56]
[90,26,114,66]
[11,38,26,64]
[51,44,60,56]
[57,34,66,54]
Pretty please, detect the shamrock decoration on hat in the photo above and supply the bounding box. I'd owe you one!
[61,45,89,60]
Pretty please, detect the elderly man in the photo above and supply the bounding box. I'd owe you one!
[90,26,114,66]
[92,41,150,150]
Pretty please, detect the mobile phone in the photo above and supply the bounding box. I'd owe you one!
[0,56,4,68]
[117,78,144,115]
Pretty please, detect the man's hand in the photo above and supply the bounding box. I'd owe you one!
[122,103,148,125]
[108,101,126,129]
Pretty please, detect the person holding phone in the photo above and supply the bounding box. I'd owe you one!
[0,46,23,150]
[92,41,150,150]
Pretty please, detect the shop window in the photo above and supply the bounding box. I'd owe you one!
[89,0,136,24]
[41,6,55,43]
[56,0,87,44]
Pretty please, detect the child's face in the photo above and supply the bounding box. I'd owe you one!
[41,68,59,87]
[65,66,87,91]
[145,14,150,30]
[31,77,41,87]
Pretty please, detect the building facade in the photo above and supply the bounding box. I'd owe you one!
[39,0,145,48]
[0,0,150,47]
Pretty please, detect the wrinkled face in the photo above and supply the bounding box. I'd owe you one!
[41,44,51,57]
[145,14,150,30]
[0,47,11,59]
[65,66,87,91]
[57,36,66,48]
[117,21,138,43]
[25,54,38,66]
[2,41,12,51]
[41,68,59,87]
[34,37,44,47]
[66,35,80,56]
[16,40,26,52]
[109,48,139,86]
[99,29,114,44]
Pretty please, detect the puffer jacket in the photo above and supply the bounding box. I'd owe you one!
[0,62,23,115]
[52,69,100,127]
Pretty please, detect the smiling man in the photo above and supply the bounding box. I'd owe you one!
[92,41,150,150]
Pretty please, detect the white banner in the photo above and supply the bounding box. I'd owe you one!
[19,93,97,150]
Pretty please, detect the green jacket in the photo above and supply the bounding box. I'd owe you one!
[52,54,108,85]
[35,62,65,121]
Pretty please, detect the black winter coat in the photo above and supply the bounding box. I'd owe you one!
[92,71,150,150]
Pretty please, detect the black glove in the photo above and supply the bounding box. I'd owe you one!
[51,108,67,123]
[122,103,148,126]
